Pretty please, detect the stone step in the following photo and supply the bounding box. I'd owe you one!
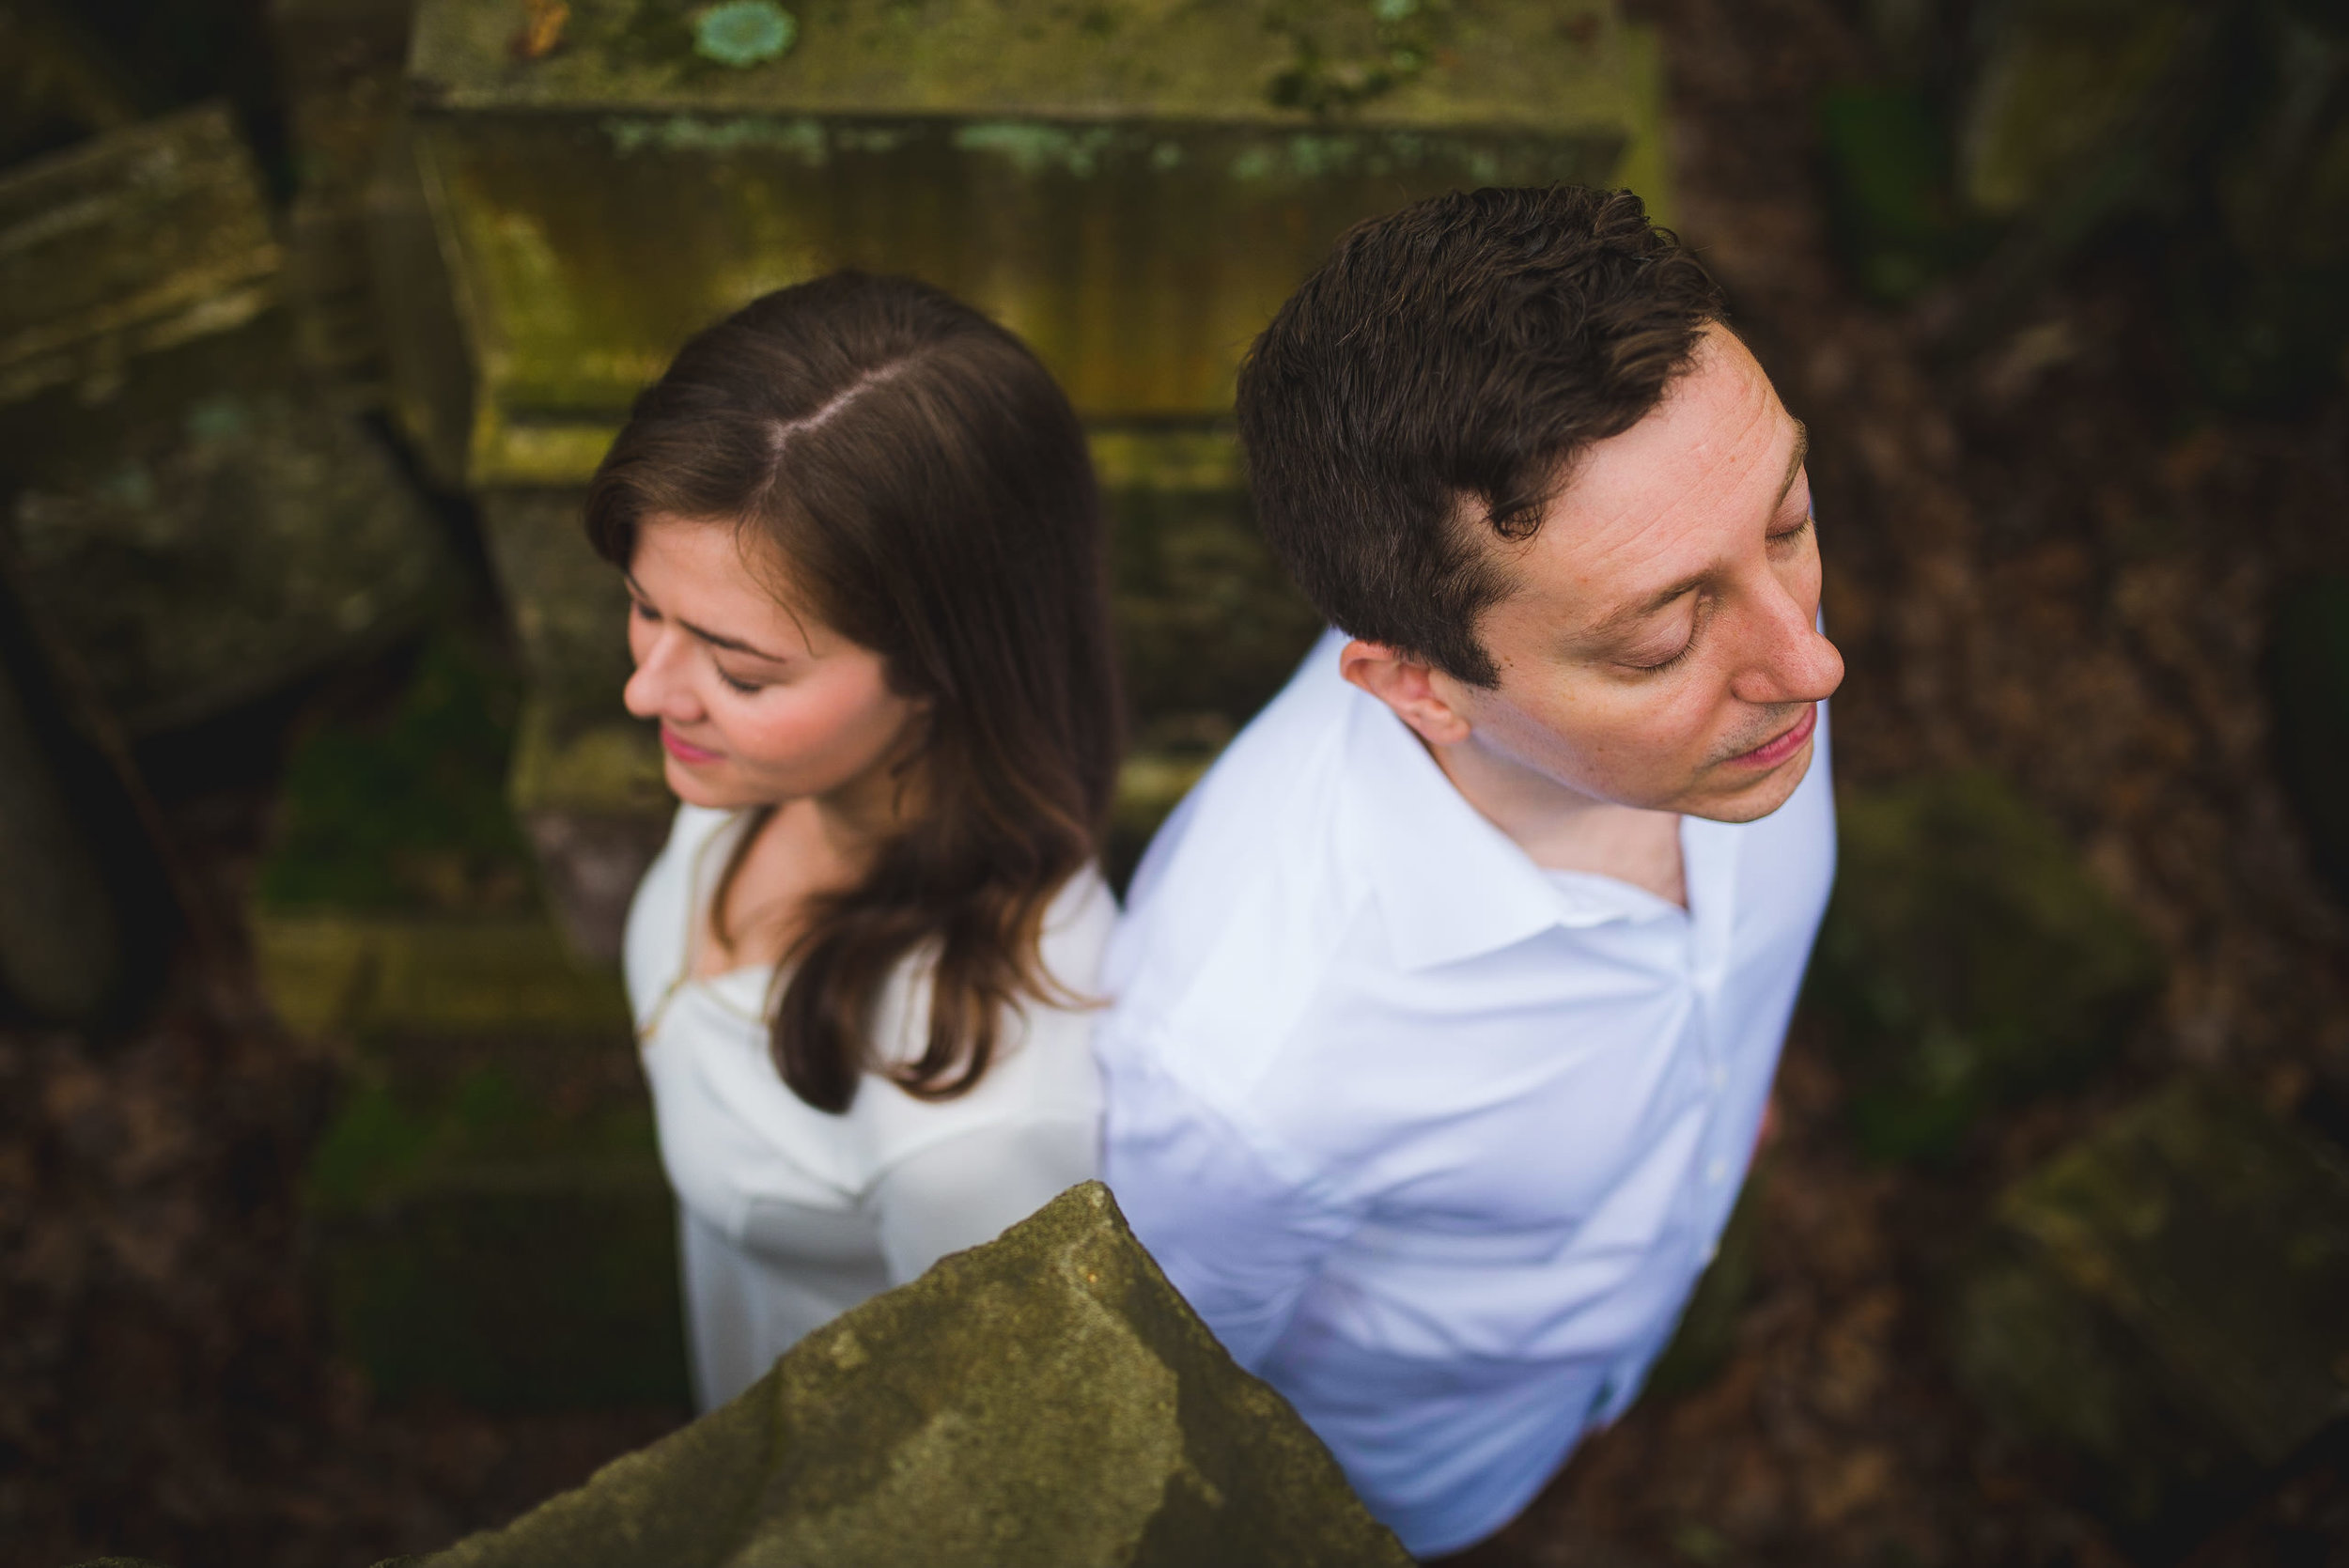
[392,0,1666,483]
[305,1064,687,1412]
[1951,1079,2349,1544]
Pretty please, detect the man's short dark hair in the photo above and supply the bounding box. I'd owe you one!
[1237,185,1726,687]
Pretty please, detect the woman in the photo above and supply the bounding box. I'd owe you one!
[590,272,1121,1410]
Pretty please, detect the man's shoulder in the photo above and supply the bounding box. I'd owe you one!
[1103,636,1383,1073]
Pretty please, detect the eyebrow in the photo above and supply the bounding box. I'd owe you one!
[625,575,793,663]
[1582,418,1812,644]
[1776,419,1811,508]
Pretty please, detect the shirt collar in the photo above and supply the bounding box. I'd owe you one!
[1336,686,1638,972]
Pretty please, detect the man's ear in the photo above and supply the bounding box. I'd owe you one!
[1339,640,1474,747]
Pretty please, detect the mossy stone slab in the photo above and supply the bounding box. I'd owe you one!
[253,911,631,1042]
[0,101,280,409]
[422,1181,1412,1567]
[1805,771,2163,1162]
[410,0,1647,133]
[1951,1079,2349,1537]
[1957,0,2192,217]
[316,1156,689,1411]
[397,0,1665,482]
[0,107,446,732]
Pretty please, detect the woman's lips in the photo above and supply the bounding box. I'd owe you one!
[1726,704,1817,770]
[661,726,723,765]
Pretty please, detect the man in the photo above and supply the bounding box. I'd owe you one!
[1096,184,1843,1558]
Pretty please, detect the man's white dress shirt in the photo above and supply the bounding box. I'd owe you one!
[1097,631,1834,1556]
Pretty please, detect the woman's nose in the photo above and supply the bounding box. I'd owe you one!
[623,626,700,722]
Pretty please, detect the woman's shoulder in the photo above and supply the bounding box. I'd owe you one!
[622,801,750,1015]
[847,865,1114,1160]
[1039,862,1118,990]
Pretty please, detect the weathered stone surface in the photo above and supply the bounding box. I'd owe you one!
[307,1064,685,1412]
[0,0,140,169]
[269,0,419,396]
[367,112,477,489]
[397,0,1665,482]
[254,623,683,1412]
[1806,771,2163,1161]
[1958,0,2191,217]
[421,1181,1412,1567]
[0,106,449,733]
[255,911,630,1042]
[1951,1079,2349,1538]
[259,625,539,917]
[0,102,278,409]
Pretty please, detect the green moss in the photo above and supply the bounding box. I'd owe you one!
[602,112,828,160]
[305,1063,686,1411]
[1951,1080,2349,1540]
[692,1,796,68]
[1806,771,2163,1163]
[257,625,538,916]
[251,910,632,1040]
[952,118,1121,177]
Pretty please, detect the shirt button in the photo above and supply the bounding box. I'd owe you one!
[1707,1157,1731,1186]
[1708,1064,1727,1092]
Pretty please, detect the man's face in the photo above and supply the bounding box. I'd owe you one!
[1438,325,1843,822]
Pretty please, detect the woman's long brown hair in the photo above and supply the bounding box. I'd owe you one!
[584,272,1121,1113]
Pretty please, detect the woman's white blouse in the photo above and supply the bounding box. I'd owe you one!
[624,802,1112,1406]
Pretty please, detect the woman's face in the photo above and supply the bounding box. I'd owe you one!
[621,514,924,815]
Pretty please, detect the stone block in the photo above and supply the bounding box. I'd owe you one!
[254,910,630,1043]
[0,104,447,733]
[1950,1079,2349,1542]
[0,101,278,410]
[1958,0,2191,218]
[420,1180,1412,1567]
[307,1065,687,1412]
[1806,771,2163,1161]
[258,624,539,917]
[397,0,1666,482]
[269,0,421,396]
[0,0,140,170]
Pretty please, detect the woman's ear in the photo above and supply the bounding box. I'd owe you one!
[1338,640,1473,747]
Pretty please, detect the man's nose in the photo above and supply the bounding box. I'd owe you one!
[1733,593,1844,708]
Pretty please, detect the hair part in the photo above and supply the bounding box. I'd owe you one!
[585,272,1121,1113]
[1236,184,1726,686]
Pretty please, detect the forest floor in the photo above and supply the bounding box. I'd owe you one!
[6,1,2349,1565]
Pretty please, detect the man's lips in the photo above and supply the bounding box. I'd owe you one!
[1724,704,1817,770]
[661,726,723,765]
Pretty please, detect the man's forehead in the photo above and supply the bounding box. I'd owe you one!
[1513,345,1804,622]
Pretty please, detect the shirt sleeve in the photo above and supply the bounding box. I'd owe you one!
[868,1115,1097,1286]
[1102,1057,1360,1373]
